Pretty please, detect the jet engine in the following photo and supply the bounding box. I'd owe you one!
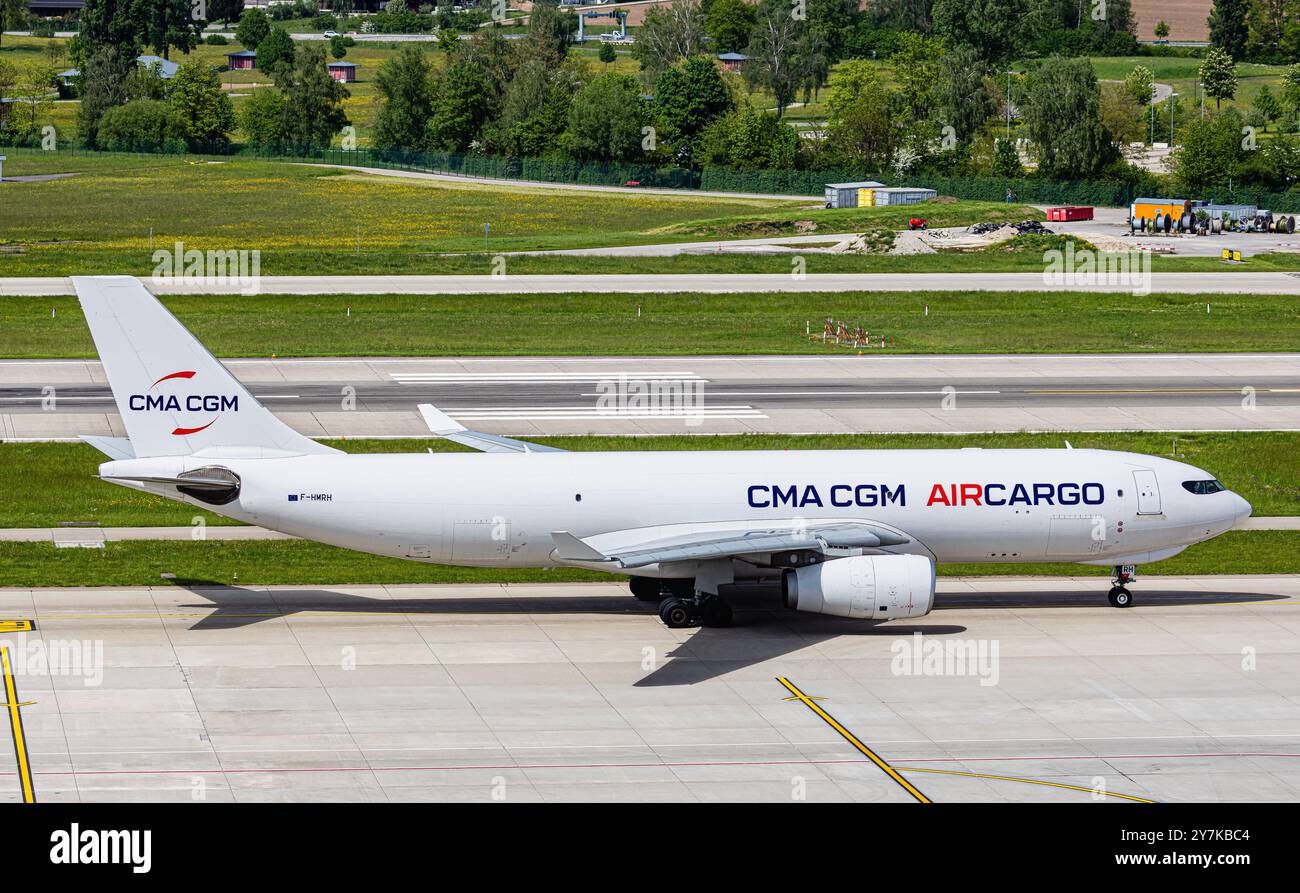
[783,554,935,619]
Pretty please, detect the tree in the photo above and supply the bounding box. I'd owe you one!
[1098,82,1143,144]
[0,0,27,50]
[3,64,56,142]
[697,106,798,168]
[274,42,350,147]
[330,35,348,60]
[1246,0,1292,61]
[1254,84,1281,129]
[888,31,942,123]
[1284,63,1300,119]
[1020,56,1111,178]
[77,42,138,146]
[169,59,235,146]
[437,27,459,56]
[78,0,148,59]
[992,137,1022,177]
[526,0,577,64]
[235,8,271,50]
[237,86,285,144]
[1123,65,1154,106]
[142,0,203,60]
[653,56,732,145]
[703,0,755,54]
[257,27,296,76]
[427,61,495,151]
[745,0,819,118]
[1174,111,1246,190]
[824,59,895,169]
[633,0,707,79]
[97,98,187,150]
[931,0,1027,63]
[805,0,859,63]
[484,57,577,157]
[208,0,245,26]
[934,45,994,145]
[1207,0,1249,59]
[568,72,645,162]
[1154,20,1169,41]
[599,43,617,65]
[372,45,434,151]
[1199,47,1237,110]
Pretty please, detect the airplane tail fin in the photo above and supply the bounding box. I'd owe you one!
[73,276,337,458]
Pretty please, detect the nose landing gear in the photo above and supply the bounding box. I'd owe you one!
[1108,564,1136,608]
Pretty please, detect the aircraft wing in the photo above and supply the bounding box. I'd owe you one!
[417,404,565,454]
[551,520,911,569]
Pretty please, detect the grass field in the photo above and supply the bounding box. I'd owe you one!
[2,289,1297,358]
[0,153,817,274]
[0,530,1293,588]
[1,432,1294,529]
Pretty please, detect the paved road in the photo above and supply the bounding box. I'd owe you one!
[303,163,821,202]
[5,271,1300,296]
[3,575,1298,801]
[3,354,1297,438]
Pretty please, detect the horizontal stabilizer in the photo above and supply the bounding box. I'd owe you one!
[417,403,564,454]
[80,435,136,461]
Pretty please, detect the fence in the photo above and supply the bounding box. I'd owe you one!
[4,139,1299,212]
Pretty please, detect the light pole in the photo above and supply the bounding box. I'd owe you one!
[1169,92,1177,146]
[1005,71,1020,140]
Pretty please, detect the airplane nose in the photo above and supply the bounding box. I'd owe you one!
[1233,493,1252,525]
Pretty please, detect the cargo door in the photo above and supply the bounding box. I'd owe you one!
[1133,470,1161,515]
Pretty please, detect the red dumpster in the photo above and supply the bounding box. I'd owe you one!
[1047,206,1094,221]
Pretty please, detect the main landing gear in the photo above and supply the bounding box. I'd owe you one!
[1108,564,1136,608]
[657,593,734,629]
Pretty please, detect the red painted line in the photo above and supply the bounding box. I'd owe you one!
[150,370,196,388]
[6,752,1300,779]
[172,418,217,436]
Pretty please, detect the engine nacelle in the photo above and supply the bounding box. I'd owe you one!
[783,554,935,620]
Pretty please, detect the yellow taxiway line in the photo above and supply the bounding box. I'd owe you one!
[1,647,35,803]
[776,676,930,803]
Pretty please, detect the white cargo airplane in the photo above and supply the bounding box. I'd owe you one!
[76,276,1251,628]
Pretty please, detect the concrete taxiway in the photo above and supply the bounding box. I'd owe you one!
[3,354,1298,439]
[2,575,1299,802]
[5,271,1300,296]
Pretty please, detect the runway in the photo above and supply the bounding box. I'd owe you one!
[2,575,1299,802]
[3,354,1298,438]
[4,271,1300,296]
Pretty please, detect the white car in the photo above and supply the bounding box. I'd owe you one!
[323,30,340,38]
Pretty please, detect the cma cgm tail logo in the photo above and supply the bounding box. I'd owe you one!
[126,370,239,436]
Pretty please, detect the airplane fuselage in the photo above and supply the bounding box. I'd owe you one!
[103,447,1251,572]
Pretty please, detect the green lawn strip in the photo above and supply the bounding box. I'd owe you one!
[7,247,1300,277]
[3,291,1297,358]
[2,432,1294,529]
[0,531,1291,588]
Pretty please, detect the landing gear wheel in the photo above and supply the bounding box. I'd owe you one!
[702,599,733,628]
[658,597,697,629]
[1108,586,1132,608]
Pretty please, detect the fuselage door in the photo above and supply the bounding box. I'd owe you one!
[1133,469,1161,515]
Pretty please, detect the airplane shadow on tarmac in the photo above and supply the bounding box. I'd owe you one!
[170,582,1284,687]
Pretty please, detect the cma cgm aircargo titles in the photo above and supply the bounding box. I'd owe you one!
[73,277,1251,629]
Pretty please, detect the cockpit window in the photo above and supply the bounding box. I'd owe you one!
[1182,479,1226,495]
